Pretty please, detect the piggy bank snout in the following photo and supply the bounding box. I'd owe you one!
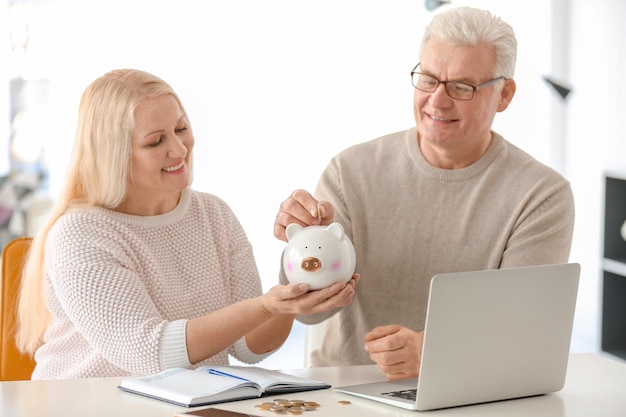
[301,257,322,272]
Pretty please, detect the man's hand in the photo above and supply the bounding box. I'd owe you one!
[274,189,335,242]
[364,324,424,380]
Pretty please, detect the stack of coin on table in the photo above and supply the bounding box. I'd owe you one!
[254,398,321,415]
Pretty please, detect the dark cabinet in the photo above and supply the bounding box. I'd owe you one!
[602,173,626,360]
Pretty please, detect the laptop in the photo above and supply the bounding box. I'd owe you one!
[335,263,580,411]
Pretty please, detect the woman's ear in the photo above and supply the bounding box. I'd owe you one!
[497,78,516,112]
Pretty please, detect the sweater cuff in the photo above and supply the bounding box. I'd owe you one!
[233,337,276,364]
[160,319,192,370]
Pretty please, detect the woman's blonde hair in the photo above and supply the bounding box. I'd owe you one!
[16,69,186,354]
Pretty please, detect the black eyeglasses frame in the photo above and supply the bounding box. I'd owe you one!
[410,63,506,101]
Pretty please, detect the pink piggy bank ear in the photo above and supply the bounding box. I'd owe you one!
[285,223,305,242]
[325,222,345,240]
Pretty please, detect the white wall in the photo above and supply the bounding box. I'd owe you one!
[566,0,626,356]
[5,0,622,368]
[12,0,422,369]
[0,2,10,174]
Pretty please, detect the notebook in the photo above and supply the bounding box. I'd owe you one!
[335,263,580,411]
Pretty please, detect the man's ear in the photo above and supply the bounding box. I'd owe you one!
[497,78,516,112]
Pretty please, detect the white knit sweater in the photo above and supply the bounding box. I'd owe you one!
[33,189,270,379]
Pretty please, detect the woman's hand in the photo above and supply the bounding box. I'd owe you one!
[261,273,360,316]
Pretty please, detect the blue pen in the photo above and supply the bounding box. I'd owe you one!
[208,369,250,382]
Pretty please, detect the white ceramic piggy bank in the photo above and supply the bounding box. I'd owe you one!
[283,222,356,290]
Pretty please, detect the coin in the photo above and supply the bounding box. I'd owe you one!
[337,400,351,405]
[255,398,321,413]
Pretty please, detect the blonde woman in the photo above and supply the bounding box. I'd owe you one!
[17,69,358,379]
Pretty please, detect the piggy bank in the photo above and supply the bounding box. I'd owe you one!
[283,222,356,290]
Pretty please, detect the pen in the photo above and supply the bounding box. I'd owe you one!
[207,368,250,382]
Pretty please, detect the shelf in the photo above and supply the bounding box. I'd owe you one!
[602,269,626,361]
[603,258,626,277]
[603,176,626,260]
[604,170,626,182]
[604,349,626,362]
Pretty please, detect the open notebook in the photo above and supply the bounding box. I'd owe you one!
[335,263,580,411]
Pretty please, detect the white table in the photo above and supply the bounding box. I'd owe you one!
[1,353,625,417]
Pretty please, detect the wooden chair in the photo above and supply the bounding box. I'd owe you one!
[0,237,36,380]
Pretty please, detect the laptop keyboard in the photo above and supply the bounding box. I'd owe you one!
[382,388,417,401]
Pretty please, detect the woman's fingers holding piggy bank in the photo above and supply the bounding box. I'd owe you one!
[301,273,360,314]
[274,189,335,242]
[263,273,360,316]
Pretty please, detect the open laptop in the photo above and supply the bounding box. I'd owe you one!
[335,263,580,411]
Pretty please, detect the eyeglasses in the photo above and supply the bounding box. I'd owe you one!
[410,63,505,101]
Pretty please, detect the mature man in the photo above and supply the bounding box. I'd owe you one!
[274,6,574,380]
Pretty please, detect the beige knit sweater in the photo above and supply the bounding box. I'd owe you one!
[283,127,575,367]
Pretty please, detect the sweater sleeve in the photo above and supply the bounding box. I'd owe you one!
[221,204,279,364]
[233,337,276,364]
[160,319,192,369]
[500,178,575,267]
